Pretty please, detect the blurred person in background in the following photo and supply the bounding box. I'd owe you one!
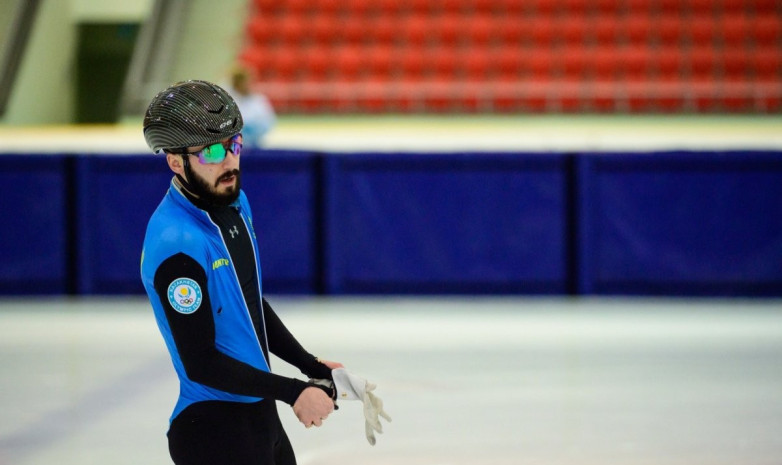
[140,80,339,465]
[225,65,276,149]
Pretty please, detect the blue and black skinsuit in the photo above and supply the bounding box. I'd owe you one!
[141,178,332,465]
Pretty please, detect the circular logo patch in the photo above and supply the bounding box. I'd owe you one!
[167,278,203,314]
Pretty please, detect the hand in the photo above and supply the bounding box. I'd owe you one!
[317,358,344,370]
[292,386,334,428]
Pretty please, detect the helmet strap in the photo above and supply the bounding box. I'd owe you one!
[176,154,195,193]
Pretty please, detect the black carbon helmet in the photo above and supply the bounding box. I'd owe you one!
[143,80,244,153]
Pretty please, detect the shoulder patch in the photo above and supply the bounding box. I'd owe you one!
[167,278,203,314]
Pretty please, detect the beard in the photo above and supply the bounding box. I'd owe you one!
[183,162,241,207]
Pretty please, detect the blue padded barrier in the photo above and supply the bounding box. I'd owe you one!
[240,150,321,294]
[75,155,171,294]
[324,153,570,294]
[74,150,320,295]
[4,150,782,297]
[0,155,71,294]
[576,151,782,296]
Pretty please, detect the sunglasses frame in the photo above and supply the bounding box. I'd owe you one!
[175,133,243,165]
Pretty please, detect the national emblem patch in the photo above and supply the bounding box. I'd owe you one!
[167,278,203,314]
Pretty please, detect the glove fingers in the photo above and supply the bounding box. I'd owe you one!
[363,402,383,432]
[368,392,390,418]
[364,421,377,446]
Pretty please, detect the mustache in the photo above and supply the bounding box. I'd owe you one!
[215,169,240,187]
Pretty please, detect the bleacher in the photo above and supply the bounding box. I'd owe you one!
[239,0,781,113]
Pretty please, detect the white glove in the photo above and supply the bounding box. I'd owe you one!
[331,368,392,445]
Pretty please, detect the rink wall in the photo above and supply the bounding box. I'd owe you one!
[2,149,782,296]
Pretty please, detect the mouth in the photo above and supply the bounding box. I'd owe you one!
[215,171,238,187]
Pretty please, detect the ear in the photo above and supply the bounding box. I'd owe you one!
[166,152,185,176]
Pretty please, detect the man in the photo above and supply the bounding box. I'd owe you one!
[225,65,276,149]
[140,80,340,465]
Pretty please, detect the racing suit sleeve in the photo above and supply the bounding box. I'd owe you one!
[153,252,310,406]
[262,297,333,380]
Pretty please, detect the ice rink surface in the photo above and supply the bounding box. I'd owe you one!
[1,296,781,465]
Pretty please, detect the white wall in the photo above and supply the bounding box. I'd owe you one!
[168,0,251,90]
[1,0,251,125]
[1,0,154,125]
[71,0,153,21]
[3,0,76,125]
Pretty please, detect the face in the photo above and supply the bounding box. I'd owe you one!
[167,135,242,206]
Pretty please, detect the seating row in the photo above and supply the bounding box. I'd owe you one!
[247,14,781,47]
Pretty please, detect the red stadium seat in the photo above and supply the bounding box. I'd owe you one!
[410,0,437,14]
[376,0,404,15]
[365,46,394,78]
[268,48,299,80]
[308,16,339,44]
[496,17,525,44]
[467,16,495,45]
[561,47,591,78]
[342,19,370,45]
[284,0,312,15]
[658,0,684,14]
[717,0,747,14]
[751,47,782,80]
[593,16,620,44]
[654,46,685,78]
[689,17,716,46]
[625,0,654,14]
[752,17,781,47]
[562,0,590,14]
[310,0,339,15]
[720,14,751,47]
[432,15,462,45]
[688,0,714,15]
[527,0,559,15]
[246,17,275,44]
[560,17,589,45]
[301,48,331,81]
[401,16,430,46]
[494,47,526,80]
[528,18,557,46]
[656,16,684,45]
[331,47,365,81]
[620,46,653,79]
[526,50,557,79]
[752,0,778,14]
[721,48,751,79]
[462,48,493,79]
[623,15,653,45]
[367,17,397,45]
[399,51,427,78]
[253,0,281,14]
[496,0,527,15]
[427,48,460,78]
[589,49,619,79]
[472,0,496,14]
[340,0,371,15]
[278,17,307,45]
[688,46,718,78]
[595,0,622,14]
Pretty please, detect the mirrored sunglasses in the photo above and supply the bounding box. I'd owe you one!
[187,134,242,164]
